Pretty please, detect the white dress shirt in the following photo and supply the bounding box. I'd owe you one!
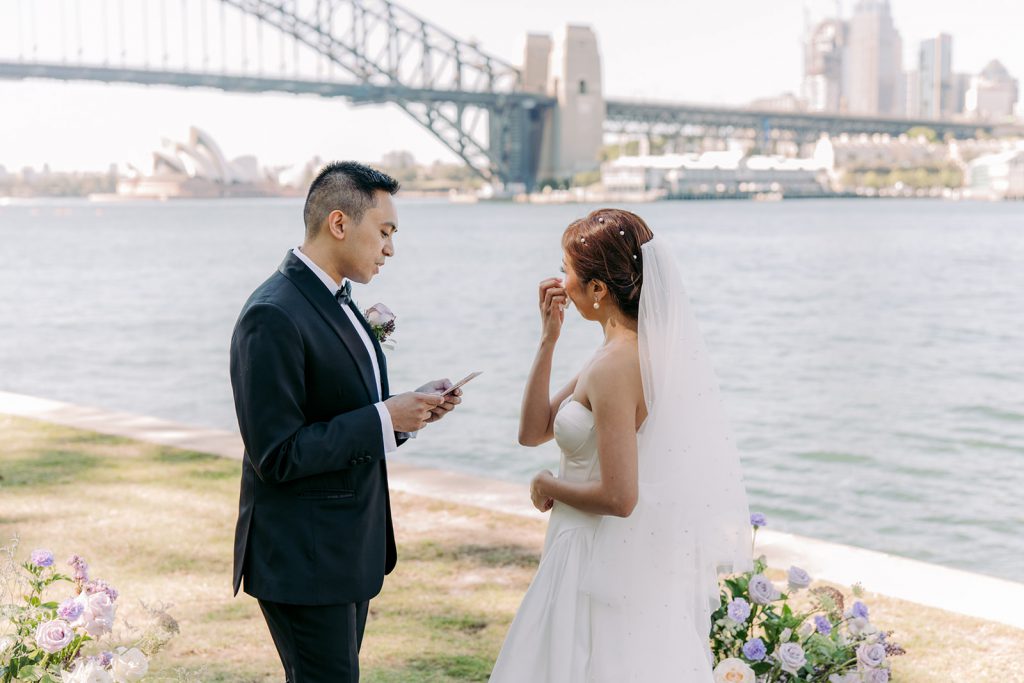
[292,247,398,454]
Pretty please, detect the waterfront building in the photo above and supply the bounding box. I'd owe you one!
[117,126,299,199]
[966,148,1024,200]
[601,141,835,198]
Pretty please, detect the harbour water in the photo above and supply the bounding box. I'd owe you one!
[1,197,1022,582]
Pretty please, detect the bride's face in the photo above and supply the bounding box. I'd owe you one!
[561,252,595,320]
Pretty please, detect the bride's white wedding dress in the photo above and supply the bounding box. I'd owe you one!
[489,396,600,682]
[491,239,752,681]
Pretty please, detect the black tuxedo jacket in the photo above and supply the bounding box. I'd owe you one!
[230,251,400,605]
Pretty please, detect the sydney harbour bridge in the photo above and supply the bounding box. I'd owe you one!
[0,0,1013,190]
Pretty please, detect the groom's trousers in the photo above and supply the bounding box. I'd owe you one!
[258,599,370,683]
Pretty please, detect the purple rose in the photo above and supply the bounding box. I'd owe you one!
[777,642,806,674]
[31,549,55,568]
[814,614,832,635]
[742,637,767,661]
[750,512,767,528]
[748,573,780,605]
[727,597,751,623]
[857,642,887,669]
[58,598,84,621]
[851,600,869,619]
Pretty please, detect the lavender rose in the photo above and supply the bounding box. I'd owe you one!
[742,637,766,661]
[747,573,780,605]
[857,642,887,669]
[365,303,396,327]
[727,597,751,623]
[749,512,767,528]
[777,642,807,674]
[815,614,832,635]
[34,619,74,654]
[787,565,812,591]
[864,668,891,683]
[31,548,55,568]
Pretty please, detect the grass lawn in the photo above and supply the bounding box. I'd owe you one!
[1,414,1021,681]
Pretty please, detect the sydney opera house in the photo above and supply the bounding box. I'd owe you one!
[116,127,315,199]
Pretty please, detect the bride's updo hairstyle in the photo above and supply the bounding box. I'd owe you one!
[561,208,655,319]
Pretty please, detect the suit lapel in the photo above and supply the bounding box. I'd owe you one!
[278,252,378,403]
[347,300,391,399]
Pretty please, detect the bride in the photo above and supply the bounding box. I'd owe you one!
[490,209,753,682]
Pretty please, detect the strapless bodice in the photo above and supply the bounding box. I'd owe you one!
[552,397,599,483]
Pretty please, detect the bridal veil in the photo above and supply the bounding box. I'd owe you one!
[583,237,753,680]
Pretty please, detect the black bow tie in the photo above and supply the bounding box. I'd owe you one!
[335,281,352,306]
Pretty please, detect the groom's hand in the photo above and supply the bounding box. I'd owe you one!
[384,392,446,432]
[416,379,462,424]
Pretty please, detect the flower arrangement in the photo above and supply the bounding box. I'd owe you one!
[711,514,905,683]
[0,539,178,682]
[363,303,397,350]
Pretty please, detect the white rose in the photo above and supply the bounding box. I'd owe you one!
[365,303,395,326]
[797,620,815,638]
[828,675,861,683]
[61,659,114,683]
[72,591,116,637]
[780,627,793,642]
[34,619,74,654]
[0,635,15,654]
[110,647,149,682]
[713,657,756,683]
[848,616,878,637]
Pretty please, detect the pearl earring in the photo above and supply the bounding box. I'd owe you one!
[593,300,600,310]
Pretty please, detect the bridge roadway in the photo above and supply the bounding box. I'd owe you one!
[4,60,1018,142]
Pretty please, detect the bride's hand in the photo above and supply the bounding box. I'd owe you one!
[530,470,555,513]
[538,278,567,342]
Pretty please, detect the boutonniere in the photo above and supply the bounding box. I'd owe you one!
[363,303,397,350]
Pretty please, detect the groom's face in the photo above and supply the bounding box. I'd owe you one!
[343,191,398,284]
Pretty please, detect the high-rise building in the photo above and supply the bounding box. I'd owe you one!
[904,70,921,117]
[918,34,954,118]
[802,18,849,112]
[846,0,903,116]
[965,60,1020,120]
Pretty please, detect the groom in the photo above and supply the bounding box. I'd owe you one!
[230,161,460,682]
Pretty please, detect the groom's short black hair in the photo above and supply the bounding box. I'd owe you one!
[303,161,400,237]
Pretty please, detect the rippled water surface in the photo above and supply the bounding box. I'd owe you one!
[2,197,1022,581]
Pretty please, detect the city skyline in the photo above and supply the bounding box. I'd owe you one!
[1,0,1020,172]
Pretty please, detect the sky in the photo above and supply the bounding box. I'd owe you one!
[0,0,1021,172]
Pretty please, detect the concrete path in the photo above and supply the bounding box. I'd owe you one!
[2,389,1022,630]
